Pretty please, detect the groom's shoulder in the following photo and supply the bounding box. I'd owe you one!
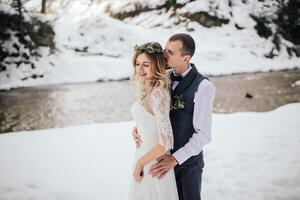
[191,63,215,91]
[195,72,215,90]
[200,78,214,88]
[198,78,216,94]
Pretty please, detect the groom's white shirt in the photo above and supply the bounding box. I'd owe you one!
[171,64,216,165]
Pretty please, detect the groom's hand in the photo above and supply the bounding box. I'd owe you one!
[132,126,142,149]
[149,154,178,179]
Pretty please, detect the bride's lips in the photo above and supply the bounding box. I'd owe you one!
[139,73,147,77]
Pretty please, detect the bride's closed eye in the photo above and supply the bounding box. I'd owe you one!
[135,63,150,68]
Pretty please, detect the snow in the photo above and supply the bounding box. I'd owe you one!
[292,80,300,87]
[1,103,300,200]
[0,0,299,90]
[0,0,19,15]
[107,0,166,13]
[178,1,213,16]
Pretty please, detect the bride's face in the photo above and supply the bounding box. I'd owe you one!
[134,53,154,82]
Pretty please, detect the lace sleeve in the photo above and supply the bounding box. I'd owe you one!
[151,87,174,151]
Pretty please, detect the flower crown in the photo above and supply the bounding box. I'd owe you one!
[134,44,164,54]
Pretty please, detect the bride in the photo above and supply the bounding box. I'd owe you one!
[129,42,179,200]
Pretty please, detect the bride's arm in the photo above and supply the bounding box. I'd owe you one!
[134,88,173,181]
[137,144,167,167]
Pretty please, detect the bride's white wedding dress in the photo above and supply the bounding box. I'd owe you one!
[129,87,179,200]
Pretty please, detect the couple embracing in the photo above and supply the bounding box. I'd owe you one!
[129,33,215,200]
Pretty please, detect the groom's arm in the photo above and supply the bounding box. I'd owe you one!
[149,80,215,178]
[172,79,215,165]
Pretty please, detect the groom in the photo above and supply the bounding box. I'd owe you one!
[132,33,215,200]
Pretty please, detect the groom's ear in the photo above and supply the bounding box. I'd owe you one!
[183,55,191,63]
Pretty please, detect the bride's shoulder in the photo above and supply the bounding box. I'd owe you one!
[151,86,170,99]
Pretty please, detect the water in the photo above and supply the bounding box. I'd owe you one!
[1,69,300,134]
[0,81,136,133]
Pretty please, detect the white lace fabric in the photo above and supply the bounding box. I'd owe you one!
[151,87,174,150]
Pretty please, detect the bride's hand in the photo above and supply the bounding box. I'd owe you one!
[133,161,144,182]
[132,126,142,149]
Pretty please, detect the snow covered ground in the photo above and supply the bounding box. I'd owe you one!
[0,103,299,200]
[0,0,299,90]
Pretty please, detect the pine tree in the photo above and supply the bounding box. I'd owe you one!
[41,0,46,14]
[11,0,24,37]
[275,0,300,45]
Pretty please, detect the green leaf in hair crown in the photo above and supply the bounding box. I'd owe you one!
[134,44,164,54]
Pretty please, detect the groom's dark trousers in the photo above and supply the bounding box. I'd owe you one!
[169,64,207,200]
[174,153,204,200]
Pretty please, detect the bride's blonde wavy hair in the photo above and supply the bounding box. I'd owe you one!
[131,42,170,111]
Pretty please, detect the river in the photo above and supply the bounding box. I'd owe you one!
[1,69,300,134]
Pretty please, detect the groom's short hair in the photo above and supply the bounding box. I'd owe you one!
[169,33,195,57]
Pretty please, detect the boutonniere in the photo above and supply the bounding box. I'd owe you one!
[171,94,185,110]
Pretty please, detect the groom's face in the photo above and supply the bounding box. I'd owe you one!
[164,40,188,70]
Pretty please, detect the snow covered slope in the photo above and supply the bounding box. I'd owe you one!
[0,0,299,90]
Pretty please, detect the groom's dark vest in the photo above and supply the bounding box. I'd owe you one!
[169,64,207,166]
